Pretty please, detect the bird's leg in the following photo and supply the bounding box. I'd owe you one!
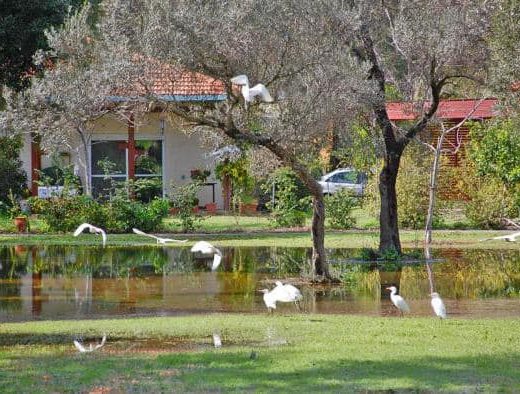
[294,300,302,312]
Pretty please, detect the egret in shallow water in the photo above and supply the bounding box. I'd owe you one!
[230,74,273,108]
[190,241,222,271]
[481,231,520,242]
[386,286,410,316]
[132,228,187,244]
[73,223,107,247]
[73,334,107,353]
[430,292,447,319]
[260,282,303,312]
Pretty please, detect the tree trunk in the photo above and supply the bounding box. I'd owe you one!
[76,126,91,196]
[379,150,403,253]
[310,193,329,278]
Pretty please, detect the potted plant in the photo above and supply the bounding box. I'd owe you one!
[239,194,258,215]
[8,191,29,232]
[205,202,218,214]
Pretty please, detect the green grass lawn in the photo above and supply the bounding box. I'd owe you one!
[0,228,518,250]
[1,314,519,392]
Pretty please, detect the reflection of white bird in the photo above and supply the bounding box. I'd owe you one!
[481,231,520,242]
[212,333,222,348]
[230,75,274,107]
[190,241,222,271]
[386,286,410,316]
[132,228,187,244]
[73,223,107,247]
[430,292,447,319]
[73,334,107,353]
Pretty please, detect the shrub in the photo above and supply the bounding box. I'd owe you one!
[325,188,358,229]
[33,195,105,232]
[263,168,311,227]
[169,182,203,232]
[104,196,169,232]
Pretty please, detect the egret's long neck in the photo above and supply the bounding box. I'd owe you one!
[391,289,397,296]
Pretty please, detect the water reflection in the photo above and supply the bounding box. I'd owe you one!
[0,245,519,321]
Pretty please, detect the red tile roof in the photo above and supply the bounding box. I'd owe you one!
[114,57,226,101]
[386,99,498,121]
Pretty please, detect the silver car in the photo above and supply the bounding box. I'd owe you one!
[318,168,366,196]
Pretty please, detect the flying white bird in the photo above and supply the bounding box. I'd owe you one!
[132,228,187,244]
[481,231,520,242]
[386,286,410,316]
[230,74,274,107]
[73,334,107,353]
[430,292,447,319]
[73,223,107,247]
[190,241,223,271]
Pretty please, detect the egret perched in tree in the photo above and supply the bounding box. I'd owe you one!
[430,292,447,319]
[73,223,107,247]
[73,334,107,353]
[386,286,410,316]
[190,241,223,271]
[230,75,273,108]
[481,231,520,242]
[132,228,187,244]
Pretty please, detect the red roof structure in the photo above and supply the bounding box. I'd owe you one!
[386,98,498,121]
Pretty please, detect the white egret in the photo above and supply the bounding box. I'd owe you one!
[386,286,410,316]
[230,75,274,108]
[272,281,303,309]
[259,282,303,312]
[481,231,520,242]
[190,241,223,271]
[430,292,447,319]
[259,288,278,312]
[73,334,107,353]
[73,223,107,247]
[132,228,187,244]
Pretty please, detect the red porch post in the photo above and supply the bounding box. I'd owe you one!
[30,133,41,196]
[128,114,136,180]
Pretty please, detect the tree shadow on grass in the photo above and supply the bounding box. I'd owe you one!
[1,345,519,393]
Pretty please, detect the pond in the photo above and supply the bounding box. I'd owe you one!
[0,245,519,321]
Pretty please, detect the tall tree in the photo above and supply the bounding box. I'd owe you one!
[0,0,100,92]
[334,1,493,252]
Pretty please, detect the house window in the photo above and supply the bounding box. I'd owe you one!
[90,139,163,201]
[134,140,163,202]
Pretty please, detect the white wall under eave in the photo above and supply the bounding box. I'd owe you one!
[20,133,33,188]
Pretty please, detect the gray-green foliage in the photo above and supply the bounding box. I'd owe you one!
[325,189,358,229]
[169,182,204,232]
[0,134,27,205]
[263,168,311,228]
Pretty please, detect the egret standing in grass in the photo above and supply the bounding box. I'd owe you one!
[132,228,187,244]
[430,292,447,319]
[386,286,410,316]
[190,241,223,271]
[73,223,107,247]
[230,75,273,109]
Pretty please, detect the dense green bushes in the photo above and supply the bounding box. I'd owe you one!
[325,188,358,229]
[29,195,169,233]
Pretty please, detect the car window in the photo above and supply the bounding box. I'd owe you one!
[330,171,358,183]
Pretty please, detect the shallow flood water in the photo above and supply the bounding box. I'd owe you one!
[0,245,519,321]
